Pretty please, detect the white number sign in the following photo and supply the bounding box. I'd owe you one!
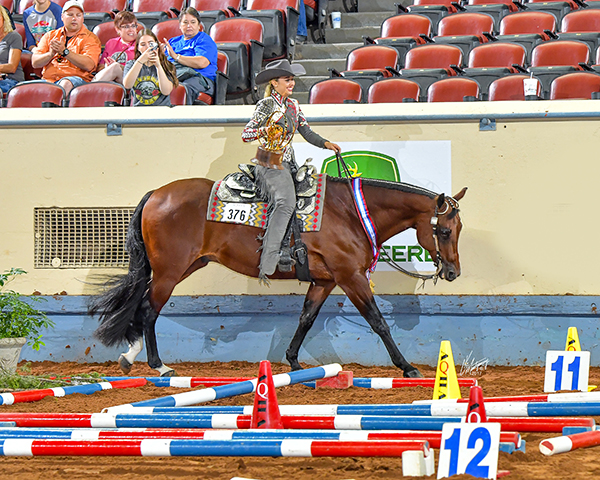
[222,204,251,224]
[544,350,590,392]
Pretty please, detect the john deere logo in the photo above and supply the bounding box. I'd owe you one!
[321,151,401,182]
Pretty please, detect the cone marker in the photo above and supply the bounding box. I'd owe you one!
[251,361,283,429]
[466,386,487,423]
[433,340,461,400]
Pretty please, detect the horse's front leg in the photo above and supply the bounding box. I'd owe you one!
[286,281,336,371]
[338,272,423,378]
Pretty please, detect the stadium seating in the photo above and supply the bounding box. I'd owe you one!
[558,9,600,57]
[237,0,299,61]
[5,81,65,107]
[170,83,188,105]
[81,0,126,30]
[67,81,127,107]
[19,51,42,81]
[209,17,264,103]
[488,73,542,100]
[14,22,26,46]
[427,77,480,101]
[550,71,600,99]
[367,77,420,103]
[132,0,184,30]
[528,39,590,98]
[433,12,495,62]
[334,45,399,102]
[308,78,363,104]
[188,0,234,32]
[463,42,528,99]
[196,50,229,105]
[305,0,328,44]
[152,18,183,41]
[520,0,577,26]
[92,21,120,47]
[400,43,463,101]
[367,14,432,68]
[461,0,519,33]
[397,0,458,35]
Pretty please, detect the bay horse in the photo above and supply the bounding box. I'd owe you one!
[89,176,467,377]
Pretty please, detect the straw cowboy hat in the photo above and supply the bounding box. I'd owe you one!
[255,59,306,85]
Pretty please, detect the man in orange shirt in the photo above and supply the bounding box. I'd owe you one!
[31,0,100,95]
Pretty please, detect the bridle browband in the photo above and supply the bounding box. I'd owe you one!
[335,152,459,284]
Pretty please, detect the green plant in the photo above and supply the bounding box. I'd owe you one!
[0,268,55,351]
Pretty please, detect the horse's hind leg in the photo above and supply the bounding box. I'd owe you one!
[286,281,336,371]
[338,272,423,378]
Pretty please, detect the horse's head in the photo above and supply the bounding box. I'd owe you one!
[416,187,467,282]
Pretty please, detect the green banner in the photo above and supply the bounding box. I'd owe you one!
[321,150,401,182]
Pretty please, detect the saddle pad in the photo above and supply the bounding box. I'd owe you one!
[207,174,326,232]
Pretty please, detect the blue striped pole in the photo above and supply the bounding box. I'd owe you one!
[104,364,342,412]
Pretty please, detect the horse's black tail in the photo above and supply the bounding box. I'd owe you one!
[89,191,154,347]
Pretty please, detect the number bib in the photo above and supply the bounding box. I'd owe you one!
[222,203,251,224]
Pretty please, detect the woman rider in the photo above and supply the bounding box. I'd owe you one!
[242,59,341,283]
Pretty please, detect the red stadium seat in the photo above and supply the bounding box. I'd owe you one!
[92,21,120,47]
[550,71,600,99]
[521,0,577,26]
[367,78,420,103]
[132,0,185,29]
[152,19,184,41]
[188,0,236,31]
[196,50,229,105]
[488,74,541,100]
[340,45,399,101]
[529,39,590,98]
[463,42,527,99]
[6,81,65,107]
[210,17,264,102]
[463,0,518,33]
[559,10,600,57]
[400,0,458,35]
[308,78,362,104]
[0,0,13,12]
[401,43,463,100]
[67,81,127,107]
[170,84,188,105]
[20,51,43,80]
[434,13,494,62]
[14,22,26,45]
[371,14,431,68]
[427,77,480,102]
[238,0,299,61]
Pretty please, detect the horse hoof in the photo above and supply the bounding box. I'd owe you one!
[404,367,424,378]
[118,355,132,375]
[160,369,177,377]
[289,364,304,372]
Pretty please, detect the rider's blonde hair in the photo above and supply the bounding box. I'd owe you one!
[264,82,273,98]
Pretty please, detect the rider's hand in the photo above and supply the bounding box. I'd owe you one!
[324,141,341,153]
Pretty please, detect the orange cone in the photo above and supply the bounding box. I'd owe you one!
[466,385,487,423]
[251,360,283,429]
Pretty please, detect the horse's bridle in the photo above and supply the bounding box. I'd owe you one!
[334,152,458,284]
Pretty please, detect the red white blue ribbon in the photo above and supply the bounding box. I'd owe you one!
[352,178,380,273]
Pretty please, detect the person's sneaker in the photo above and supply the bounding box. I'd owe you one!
[296,35,307,44]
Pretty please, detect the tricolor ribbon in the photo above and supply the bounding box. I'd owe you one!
[352,177,380,273]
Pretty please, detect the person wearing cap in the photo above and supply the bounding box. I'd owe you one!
[242,59,341,283]
[31,0,101,95]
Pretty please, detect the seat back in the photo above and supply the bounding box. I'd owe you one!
[170,84,188,105]
[6,81,65,107]
[92,21,120,47]
[308,78,363,104]
[20,51,43,80]
[468,0,515,6]
[561,9,600,33]
[488,73,540,100]
[68,81,126,107]
[367,78,420,103]
[83,0,127,13]
[467,42,526,68]
[132,0,184,13]
[346,45,399,72]
[531,40,589,67]
[152,19,182,40]
[246,0,296,16]
[413,0,456,6]
[380,14,432,38]
[191,0,241,11]
[550,71,600,99]
[0,0,13,11]
[196,50,229,104]
[14,22,26,45]
[404,44,463,69]
[427,77,480,101]
[437,12,494,36]
[210,17,263,43]
[499,11,556,35]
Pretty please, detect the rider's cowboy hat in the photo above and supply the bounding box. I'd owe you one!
[255,59,306,85]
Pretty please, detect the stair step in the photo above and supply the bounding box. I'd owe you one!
[295,42,362,60]
[294,75,330,92]
[358,0,399,12]
[326,25,381,44]
[333,11,392,28]
[295,58,347,76]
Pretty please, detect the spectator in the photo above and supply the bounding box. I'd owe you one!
[31,0,101,95]
[92,11,137,83]
[123,30,177,106]
[161,7,217,105]
[23,0,64,50]
[296,0,307,44]
[0,6,24,93]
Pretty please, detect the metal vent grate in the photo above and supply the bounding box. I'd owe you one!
[34,208,135,268]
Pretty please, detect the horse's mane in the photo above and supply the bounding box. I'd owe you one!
[327,175,438,199]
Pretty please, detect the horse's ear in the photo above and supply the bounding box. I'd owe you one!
[453,187,468,201]
[436,193,445,209]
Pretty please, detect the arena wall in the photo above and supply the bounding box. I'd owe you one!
[1,101,599,367]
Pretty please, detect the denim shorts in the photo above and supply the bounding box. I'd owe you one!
[55,76,88,88]
[0,78,18,93]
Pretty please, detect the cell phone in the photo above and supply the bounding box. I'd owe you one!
[148,42,158,50]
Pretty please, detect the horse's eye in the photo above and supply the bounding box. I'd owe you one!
[439,228,452,238]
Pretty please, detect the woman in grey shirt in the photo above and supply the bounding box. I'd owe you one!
[0,7,24,93]
[123,30,177,106]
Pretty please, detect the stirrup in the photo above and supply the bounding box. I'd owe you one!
[277,256,296,273]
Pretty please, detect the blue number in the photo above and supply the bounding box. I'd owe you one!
[444,428,461,477]
[465,427,491,477]
[551,356,563,391]
[568,356,581,390]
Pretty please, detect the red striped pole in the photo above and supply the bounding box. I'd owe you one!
[540,430,600,456]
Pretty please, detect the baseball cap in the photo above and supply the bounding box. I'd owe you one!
[62,0,84,13]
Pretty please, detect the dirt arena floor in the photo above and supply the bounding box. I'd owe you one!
[0,360,598,479]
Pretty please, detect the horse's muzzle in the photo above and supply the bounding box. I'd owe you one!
[443,264,460,282]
